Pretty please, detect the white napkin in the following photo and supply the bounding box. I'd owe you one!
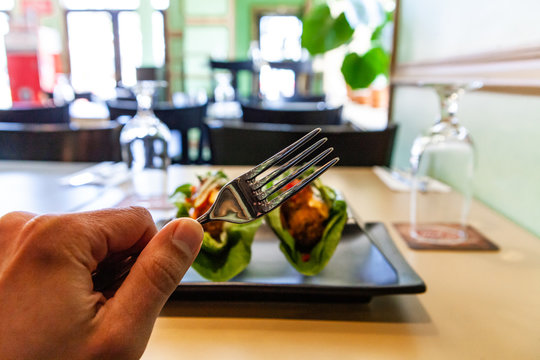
[373,166,451,193]
[60,162,130,187]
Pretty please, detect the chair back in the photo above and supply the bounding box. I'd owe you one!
[0,104,70,124]
[241,101,343,125]
[106,99,138,121]
[106,100,208,164]
[0,121,122,162]
[208,120,397,167]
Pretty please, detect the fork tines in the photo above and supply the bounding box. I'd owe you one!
[265,156,339,211]
[245,127,339,205]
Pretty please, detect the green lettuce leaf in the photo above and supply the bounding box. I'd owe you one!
[170,171,262,282]
[265,186,348,276]
[191,219,262,282]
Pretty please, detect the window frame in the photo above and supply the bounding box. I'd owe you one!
[63,8,168,88]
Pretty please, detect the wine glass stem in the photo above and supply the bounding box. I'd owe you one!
[136,92,153,112]
[440,96,459,125]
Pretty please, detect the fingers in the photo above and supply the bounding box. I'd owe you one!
[83,206,158,255]
[104,218,202,332]
[52,207,158,270]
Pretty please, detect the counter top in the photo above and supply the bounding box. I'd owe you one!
[1,162,538,359]
[144,166,540,359]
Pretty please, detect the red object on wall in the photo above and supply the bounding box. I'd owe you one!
[5,19,43,105]
[21,0,53,16]
[7,53,41,103]
[6,52,42,104]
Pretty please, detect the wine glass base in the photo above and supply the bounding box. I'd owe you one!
[410,224,468,245]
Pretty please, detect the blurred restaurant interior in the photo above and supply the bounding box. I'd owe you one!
[1,0,538,237]
[0,0,539,358]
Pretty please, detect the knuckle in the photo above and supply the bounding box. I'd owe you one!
[21,214,63,242]
[0,211,29,223]
[126,206,153,222]
[122,206,157,233]
[19,214,68,259]
[0,211,34,231]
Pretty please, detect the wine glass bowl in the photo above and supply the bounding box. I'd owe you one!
[119,80,171,200]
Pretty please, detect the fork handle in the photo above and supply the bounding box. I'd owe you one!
[92,254,139,293]
[196,211,211,224]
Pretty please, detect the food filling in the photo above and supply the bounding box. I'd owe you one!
[188,178,225,239]
[280,181,330,253]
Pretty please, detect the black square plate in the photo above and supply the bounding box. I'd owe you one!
[172,221,426,303]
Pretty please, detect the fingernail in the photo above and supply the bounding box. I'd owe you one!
[172,218,203,258]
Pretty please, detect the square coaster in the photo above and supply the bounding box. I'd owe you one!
[393,223,499,251]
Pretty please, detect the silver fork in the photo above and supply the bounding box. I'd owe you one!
[92,128,338,292]
[196,127,338,224]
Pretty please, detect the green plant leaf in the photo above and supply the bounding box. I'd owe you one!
[371,11,394,52]
[341,46,389,89]
[301,4,354,55]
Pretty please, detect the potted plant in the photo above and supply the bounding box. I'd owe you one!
[301,0,394,105]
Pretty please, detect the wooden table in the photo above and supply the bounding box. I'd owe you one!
[1,162,539,359]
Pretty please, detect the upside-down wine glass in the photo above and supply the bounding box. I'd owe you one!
[119,79,171,201]
[409,82,482,244]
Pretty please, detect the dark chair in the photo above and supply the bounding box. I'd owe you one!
[74,92,94,101]
[0,121,122,162]
[0,104,70,124]
[241,101,343,125]
[106,100,208,164]
[207,119,397,167]
[106,99,138,120]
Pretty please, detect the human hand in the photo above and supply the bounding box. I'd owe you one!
[0,207,203,359]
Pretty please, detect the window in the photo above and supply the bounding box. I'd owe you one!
[259,15,302,62]
[66,11,116,97]
[64,1,167,98]
[258,15,303,100]
[0,1,14,11]
[62,0,139,10]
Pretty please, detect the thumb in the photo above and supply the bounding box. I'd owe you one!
[106,218,203,329]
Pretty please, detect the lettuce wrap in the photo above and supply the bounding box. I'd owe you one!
[265,177,347,276]
[170,171,262,281]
